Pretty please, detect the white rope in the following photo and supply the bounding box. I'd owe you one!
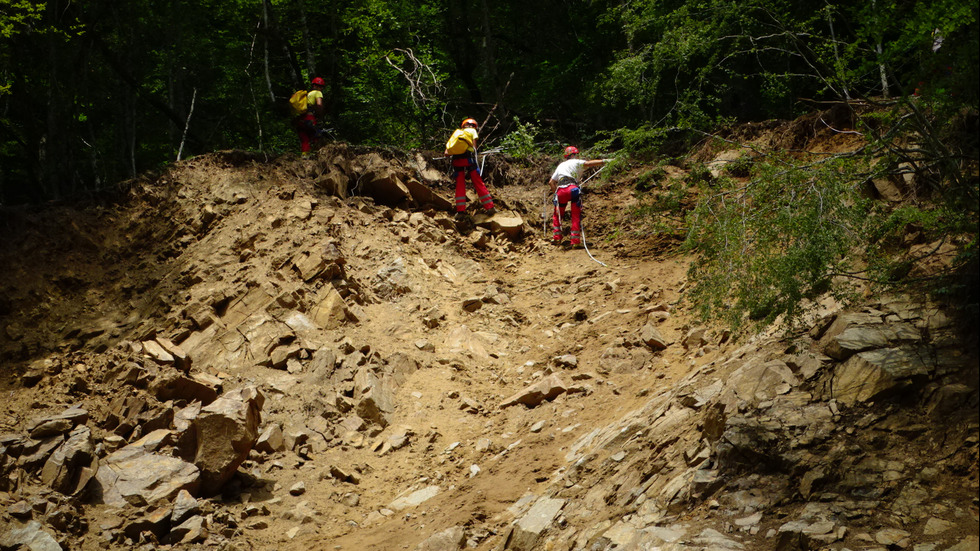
[478,148,501,174]
[579,221,607,267]
[577,166,608,266]
[581,165,606,186]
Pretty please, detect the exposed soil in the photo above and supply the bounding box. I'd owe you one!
[0,113,977,551]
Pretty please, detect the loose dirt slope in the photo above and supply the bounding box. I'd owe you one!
[0,121,977,551]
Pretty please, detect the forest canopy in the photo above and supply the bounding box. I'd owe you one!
[0,0,977,204]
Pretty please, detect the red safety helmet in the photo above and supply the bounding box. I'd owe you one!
[311,77,326,87]
[461,118,478,128]
[563,146,579,159]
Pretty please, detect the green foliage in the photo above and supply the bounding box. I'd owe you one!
[594,124,669,158]
[0,0,976,207]
[0,1,41,95]
[620,175,689,238]
[685,157,872,330]
[0,0,42,40]
[634,168,664,192]
[499,117,540,159]
[724,156,754,178]
[686,163,713,184]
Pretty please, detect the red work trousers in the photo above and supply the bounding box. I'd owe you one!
[452,155,494,212]
[552,183,582,245]
[294,113,318,153]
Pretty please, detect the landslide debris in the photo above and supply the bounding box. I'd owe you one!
[0,133,977,551]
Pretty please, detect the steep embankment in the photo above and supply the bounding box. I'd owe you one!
[0,128,977,551]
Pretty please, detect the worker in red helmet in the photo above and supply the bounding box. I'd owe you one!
[295,77,327,155]
[548,146,611,247]
[444,118,496,216]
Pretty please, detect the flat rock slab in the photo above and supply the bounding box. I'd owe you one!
[388,485,440,511]
[93,447,200,508]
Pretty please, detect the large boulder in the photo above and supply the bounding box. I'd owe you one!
[823,322,920,360]
[417,525,466,551]
[479,213,525,240]
[354,369,396,428]
[191,386,265,495]
[831,346,934,405]
[311,285,351,329]
[27,407,88,439]
[726,357,798,406]
[403,177,454,211]
[0,520,63,551]
[503,497,566,551]
[361,164,411,206]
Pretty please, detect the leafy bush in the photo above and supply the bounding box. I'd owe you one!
[684,102,978,332]
[724,156,754,178]
[635,168,665,192]
[685,156,873,330]
[686,163,713,184]
[499,118,540,159]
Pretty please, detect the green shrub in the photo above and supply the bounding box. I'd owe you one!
[634,168,665,192]
[499,117,540,159]
[687,163,713,184]
[685,155,871,331]
[724,156,753,178]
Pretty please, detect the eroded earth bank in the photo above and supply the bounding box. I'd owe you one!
[1,129,978,551]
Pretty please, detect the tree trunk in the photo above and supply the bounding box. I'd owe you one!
[825,5,851,100]
[262,1,276,102]
[298,0,316,77]
[877,43,890,99]
[446,0,484,106]
[479,0,500,104]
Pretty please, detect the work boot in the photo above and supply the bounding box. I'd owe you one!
[454,211,468,219]
[485,207,497,216]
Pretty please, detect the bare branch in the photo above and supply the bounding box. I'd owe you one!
[385,48,444,109]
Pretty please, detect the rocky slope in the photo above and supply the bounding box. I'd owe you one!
[0,128,977,551]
